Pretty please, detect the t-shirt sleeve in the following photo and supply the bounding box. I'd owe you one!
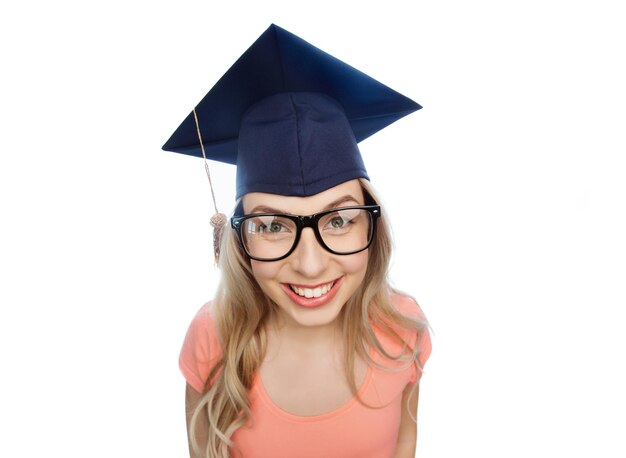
[392,294,433,384]
[409,323,432,384]
[179,302,221,393]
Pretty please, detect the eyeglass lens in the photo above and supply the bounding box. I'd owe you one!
[241,208,372,260]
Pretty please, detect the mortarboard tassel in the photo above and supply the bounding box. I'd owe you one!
[192,108,227,264]
[210,212,227,261]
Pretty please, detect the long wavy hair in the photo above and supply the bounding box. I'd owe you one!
[188,179,429,458]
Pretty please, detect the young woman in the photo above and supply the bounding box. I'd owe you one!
[164,25,432,458]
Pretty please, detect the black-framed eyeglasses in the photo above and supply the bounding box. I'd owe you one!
[230,205,381,262]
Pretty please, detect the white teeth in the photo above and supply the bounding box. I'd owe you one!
[290,282,334,298]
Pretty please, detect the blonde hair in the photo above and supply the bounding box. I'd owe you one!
[188,179,429,458]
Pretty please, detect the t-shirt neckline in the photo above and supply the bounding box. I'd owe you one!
[252,348,374,422]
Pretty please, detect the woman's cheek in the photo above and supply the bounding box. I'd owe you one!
[343,250,369,275]
[250,260,282,284]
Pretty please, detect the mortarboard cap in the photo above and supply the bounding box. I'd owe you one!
[162,24,421,199]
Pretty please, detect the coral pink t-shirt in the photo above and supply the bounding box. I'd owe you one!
[179,293,432,458]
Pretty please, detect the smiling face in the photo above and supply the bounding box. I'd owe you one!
[242,179,370,330]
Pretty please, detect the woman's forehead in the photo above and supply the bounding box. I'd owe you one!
[242,179,364,214]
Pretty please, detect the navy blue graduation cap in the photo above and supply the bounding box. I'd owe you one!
[162,24,421,199]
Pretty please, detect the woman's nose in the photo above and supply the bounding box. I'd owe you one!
[289,227,329,277]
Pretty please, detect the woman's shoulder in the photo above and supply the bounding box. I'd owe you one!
[192,300,223,344]
[380,291,431,353]
[179,300,223,393]
[184,301,219,340]
[191,300,217,324]
[382,291,433,378]
[389,291,428,321]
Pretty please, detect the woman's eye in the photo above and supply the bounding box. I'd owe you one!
[268,222,284,232]
[324,214,353,231]
[246,218,288,235]
[329,217,345,228]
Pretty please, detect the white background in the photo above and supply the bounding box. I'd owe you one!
[1,1,625,456]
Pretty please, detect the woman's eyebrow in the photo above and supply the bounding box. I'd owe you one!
[322,194,361,211]
[248,194,361,215]
[249,205,287,214]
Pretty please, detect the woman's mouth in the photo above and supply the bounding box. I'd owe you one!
[289,281,334,298]
[281,277,343,308]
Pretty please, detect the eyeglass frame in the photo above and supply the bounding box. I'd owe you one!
[230,205,381,262]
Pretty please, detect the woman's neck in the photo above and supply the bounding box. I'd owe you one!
[267,312,343,351]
